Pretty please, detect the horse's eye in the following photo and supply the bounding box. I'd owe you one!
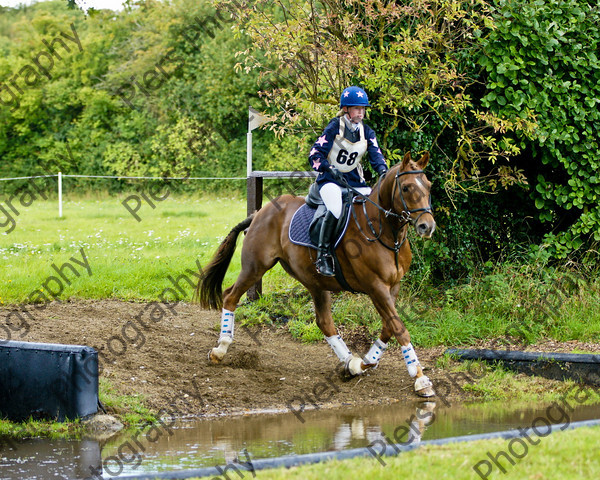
[402,185,409,193]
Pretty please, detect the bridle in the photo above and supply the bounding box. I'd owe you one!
[392,170,433,226]
[347,168,433,266]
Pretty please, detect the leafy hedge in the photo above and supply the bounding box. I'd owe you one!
[480,0,600,258]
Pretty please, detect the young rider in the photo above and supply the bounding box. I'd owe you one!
[308,86,388,276]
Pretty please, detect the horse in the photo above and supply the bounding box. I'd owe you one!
[197,152,436,397]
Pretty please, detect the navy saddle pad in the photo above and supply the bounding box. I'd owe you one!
[288,204,351,250]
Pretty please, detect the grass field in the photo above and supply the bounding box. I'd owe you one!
[228,424,600,480]
[1,195,600,347]
[2,195,600,468]
[0,193,250,304]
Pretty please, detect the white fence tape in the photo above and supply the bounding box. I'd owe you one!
[0,173,246,217]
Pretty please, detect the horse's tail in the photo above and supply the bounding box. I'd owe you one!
[195,215,254,310]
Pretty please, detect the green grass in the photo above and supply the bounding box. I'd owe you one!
[0,194,246,304]
[450,360,600,403]
[2,195,600,348]
[99,378,156,426]
[0,417,85,439]
[209,425,600,480]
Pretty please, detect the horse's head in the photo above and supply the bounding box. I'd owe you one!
[386,152,436,238]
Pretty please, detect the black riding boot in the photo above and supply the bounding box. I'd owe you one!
[315,211,337,277]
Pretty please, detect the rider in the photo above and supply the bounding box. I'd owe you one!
[308,86,388,276]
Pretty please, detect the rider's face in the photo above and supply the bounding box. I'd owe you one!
[344,106,365,124]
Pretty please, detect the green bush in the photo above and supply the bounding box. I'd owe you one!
[480,0,600,259]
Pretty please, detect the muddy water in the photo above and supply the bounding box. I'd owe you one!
[2,400,600,479]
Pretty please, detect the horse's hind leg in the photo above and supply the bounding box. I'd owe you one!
[209,244,277,364]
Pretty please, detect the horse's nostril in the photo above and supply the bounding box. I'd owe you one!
[417,223,435,237]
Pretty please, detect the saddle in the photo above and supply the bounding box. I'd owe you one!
[288,183,359,292]
[305,183,355,245]
[289,183,354,250]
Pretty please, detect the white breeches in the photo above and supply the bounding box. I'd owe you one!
[320,182,371,219]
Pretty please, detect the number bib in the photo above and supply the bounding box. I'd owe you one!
[327,120,368,173]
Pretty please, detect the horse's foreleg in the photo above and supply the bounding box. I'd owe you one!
[311,289,363,375]
[369,286,435,397]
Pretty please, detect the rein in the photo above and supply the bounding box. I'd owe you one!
[342,169,432,267]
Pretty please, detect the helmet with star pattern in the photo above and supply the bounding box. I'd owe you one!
[340,86,370,107]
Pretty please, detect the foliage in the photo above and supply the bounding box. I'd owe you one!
[480,0,600,258]
[1,0,599,276]
[216,0,547,275]
[0,0,272,196]
[224,0,535,190]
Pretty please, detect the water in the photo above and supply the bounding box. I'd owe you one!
[2,400,600,479]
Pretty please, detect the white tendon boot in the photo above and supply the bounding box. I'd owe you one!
[326,335,362,376]
[402,342,435,397]
[363,339,388,368]
[209,309,234,363]
[402,342,420,377]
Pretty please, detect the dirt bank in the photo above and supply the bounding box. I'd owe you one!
[2,300,598,419]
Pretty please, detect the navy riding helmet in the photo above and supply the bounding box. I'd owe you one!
[340,86,370,107]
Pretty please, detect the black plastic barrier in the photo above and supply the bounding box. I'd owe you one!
[0,340,98,421]
[445,348,600,386]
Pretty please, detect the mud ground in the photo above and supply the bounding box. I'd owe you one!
[2,300,599,419]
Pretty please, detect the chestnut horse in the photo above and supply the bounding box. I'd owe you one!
[197,152,436,397]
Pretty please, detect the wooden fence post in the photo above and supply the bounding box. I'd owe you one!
[245,171,316,301]
[246,174,263,300]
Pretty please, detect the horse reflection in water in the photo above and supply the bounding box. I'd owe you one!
[197,152,436,397]
[332,401,437,450]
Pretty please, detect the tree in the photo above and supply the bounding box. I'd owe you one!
[221,0,535,192]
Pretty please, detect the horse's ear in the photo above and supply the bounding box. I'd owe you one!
[416,152,429,170]
[401,152,412,168]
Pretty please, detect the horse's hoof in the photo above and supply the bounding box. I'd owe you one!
[208,349,223,364]
[345,356,364,376]
[415,375,436,398]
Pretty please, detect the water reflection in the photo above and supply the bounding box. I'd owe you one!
[0,438,101,479]
[1,400,600,479]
